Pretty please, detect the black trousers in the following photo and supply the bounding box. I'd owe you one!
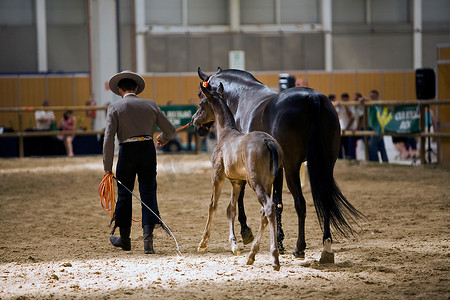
[114,139,159,228]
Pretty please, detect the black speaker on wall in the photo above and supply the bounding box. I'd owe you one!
[415,68,436,100]
[279,74,296,92]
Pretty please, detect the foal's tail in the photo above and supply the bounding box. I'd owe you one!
[306,93,363,237]
[264,138,281,177]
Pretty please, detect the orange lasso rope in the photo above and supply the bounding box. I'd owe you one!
[98,172,141,222]
[155,122,192,150]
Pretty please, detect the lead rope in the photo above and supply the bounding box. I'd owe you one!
[155,122,192,150]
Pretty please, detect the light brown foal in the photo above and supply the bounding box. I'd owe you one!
[192,82,283,270]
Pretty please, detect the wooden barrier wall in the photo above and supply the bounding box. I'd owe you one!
[0,70,419,131]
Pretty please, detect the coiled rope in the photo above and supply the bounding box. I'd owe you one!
[98,172,141,223]
[97,172,182,256]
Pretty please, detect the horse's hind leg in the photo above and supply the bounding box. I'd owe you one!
[237,182,254,245]
[198,176,224,252]
[272,168,285,253]
[228,180,245,255]
[285,164,307,259]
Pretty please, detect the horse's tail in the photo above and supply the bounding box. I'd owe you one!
[264,138,280,177]
[306,93,363,237]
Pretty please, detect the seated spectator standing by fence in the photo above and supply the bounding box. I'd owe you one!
[339,93,354,160]
[58,110,76,157]
[346,92,365,160]
[33,99,56,155]
[35,100,55,131]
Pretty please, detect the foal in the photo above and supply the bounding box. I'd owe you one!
[192,82,283,270]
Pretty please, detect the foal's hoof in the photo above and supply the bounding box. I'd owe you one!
[231,243,239,256]
[197,244,207,252]
[246,257,255,265]
[241,227,254,245]
[272,264,280,271]
[319,250,335,264]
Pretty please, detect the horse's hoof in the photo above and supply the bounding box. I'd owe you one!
[277,242,285,254]
[241,228,254,245]
[247,257,255,265]
[272,264,280,271]
[197,245,207,252]
[319,250,335,264]
[292,249,305,259]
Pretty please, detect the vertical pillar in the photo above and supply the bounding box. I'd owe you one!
[135,0,147,74]
[36,0,48,73]
[322,0,332,72]
[413,0,422,69]
[229,0,239,32]
[88,0,118,130]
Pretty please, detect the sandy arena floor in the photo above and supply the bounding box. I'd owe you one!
[0,154,449,299]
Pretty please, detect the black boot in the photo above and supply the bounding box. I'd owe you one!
[143,224,155,254]
[110,227,131,251]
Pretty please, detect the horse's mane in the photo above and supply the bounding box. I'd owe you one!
[219,69,265,86]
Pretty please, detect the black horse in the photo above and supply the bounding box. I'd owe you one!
[195,67,362,263]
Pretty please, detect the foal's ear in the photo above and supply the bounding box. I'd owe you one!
[198,67,208,81]
[217,82,224,95]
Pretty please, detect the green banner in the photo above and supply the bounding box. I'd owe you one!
[369,105,420,134]
[158,105,197,131]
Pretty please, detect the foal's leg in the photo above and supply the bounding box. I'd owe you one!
[237,182,254,245]
[284,164,307,259]
[247,208,268,266]
[228,180,245,255]
[198,174,225,252]
[247,186,280,271]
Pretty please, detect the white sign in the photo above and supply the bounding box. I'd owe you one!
[229,50,245,70]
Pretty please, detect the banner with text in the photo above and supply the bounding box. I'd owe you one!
[369,105,420,134]
[158,105,197,131]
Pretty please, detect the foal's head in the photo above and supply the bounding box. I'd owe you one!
[192,82,224,136]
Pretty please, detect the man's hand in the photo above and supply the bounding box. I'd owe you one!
[156,134,166,147]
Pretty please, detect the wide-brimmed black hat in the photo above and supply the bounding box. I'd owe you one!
[108,71,146,95]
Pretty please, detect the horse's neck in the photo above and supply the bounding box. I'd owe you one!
[226,82,275,115]
[211,97,239,139]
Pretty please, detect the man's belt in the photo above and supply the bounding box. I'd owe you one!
[121,135,153,144]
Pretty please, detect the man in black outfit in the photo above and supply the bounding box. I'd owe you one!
[103,71,175,254]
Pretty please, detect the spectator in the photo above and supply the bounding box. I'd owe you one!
[367,90,388,163]
[35,100,55,131]
[392,136,407,160]
[329,94,344,158]
[295,78,309,87]
[59,110,76,157]
[346,92,365,160]
[404,137,418,160]
[85,97,97,130]
[339,93,354,159]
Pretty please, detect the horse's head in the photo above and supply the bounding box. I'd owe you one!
[192,81,224,136]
